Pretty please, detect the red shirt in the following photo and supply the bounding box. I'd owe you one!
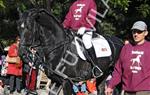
[63,0,97,30]
[7,43,22,76]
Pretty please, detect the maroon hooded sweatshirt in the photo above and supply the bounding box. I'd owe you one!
[63,0,97,30]
[108,41,150,92]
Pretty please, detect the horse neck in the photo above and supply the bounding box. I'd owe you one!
[54,27,66,42]
[38,11,67,44]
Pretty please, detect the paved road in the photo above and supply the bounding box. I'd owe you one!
[0,86,64,95]
[0,86,49,95]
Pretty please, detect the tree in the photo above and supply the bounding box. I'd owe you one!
[0,0,150,41]
[0,0,5,9]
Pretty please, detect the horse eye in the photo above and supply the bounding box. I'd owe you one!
[21,22,25,28]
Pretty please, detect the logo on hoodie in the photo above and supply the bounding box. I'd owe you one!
[74,4,85,20]
[130,51,143,73]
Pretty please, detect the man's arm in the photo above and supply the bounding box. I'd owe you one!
[85,0,97,28]
[105,46,125,95]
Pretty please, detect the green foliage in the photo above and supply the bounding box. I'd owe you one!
[19,3,27,12]
[104,0,150,38]
[110,0,130,11]
[0,39,14,47]
[100,22,116,36]
[0,0,150,41]
[137,4,150,17]
[0,0,5,9]
[51,2,62,17]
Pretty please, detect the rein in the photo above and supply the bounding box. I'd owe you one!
[21,33,86,83]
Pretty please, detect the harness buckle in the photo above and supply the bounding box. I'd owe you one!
[92,66,103,78]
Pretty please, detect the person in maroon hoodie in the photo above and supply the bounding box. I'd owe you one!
[63,0,97,64]
[105,21,150,95]
[63,0,98,94]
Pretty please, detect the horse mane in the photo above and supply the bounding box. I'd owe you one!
[31,8,64,32]
[39,9,63,28]
[19,8,64,32]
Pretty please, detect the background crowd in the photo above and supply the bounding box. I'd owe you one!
[0,36,39,95]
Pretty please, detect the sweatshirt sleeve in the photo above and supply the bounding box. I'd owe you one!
[108,58,122,89]
[85,0,97,28]
[108,46,125,89]
[63,6,73,29]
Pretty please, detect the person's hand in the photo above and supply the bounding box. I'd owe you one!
[78,81,83,85]
[28,62,33,67]
[32,66,36,69]
[105,86,113,95]
[77,27,86,35]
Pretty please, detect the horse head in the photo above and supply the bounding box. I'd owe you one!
[18,8,67,48]
[18,8,70,81]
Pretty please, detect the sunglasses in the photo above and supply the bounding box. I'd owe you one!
[132,30,144,34]
[30,47,36,51]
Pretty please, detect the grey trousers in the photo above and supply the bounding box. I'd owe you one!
[9,75,22,93]
[124,91,150,95]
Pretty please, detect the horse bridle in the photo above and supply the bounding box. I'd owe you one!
[20,33,86,83]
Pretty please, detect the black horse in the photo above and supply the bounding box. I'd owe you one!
[18,8,123,95]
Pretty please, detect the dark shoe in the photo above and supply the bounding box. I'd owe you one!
[10,91,14,94]
[17,90,21,93]
[25,89,38,95]
[9,92,14,95]
[16,91,22,95]
[29,90,38,95]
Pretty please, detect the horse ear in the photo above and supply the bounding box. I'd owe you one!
[17,7,22,18]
